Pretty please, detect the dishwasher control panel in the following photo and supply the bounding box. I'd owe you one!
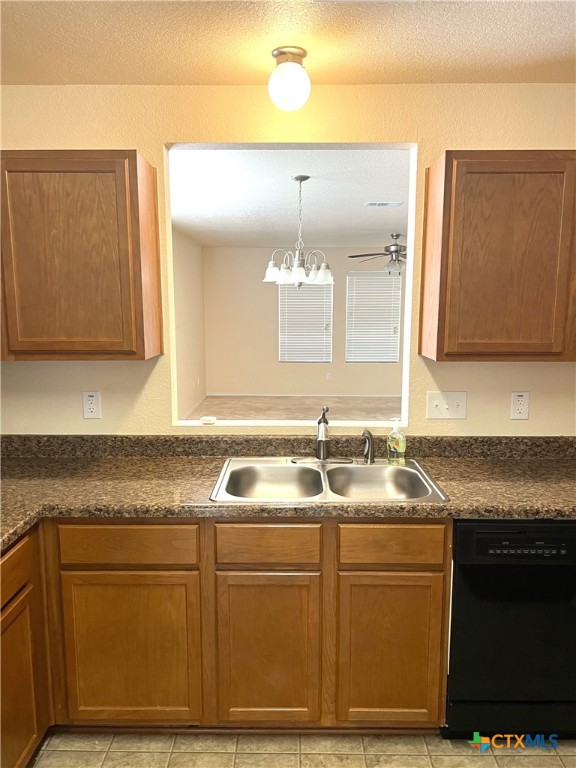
[477,537,573,560]
[454,521,576,565]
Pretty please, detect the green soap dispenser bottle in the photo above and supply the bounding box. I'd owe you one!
[387,420,406,465]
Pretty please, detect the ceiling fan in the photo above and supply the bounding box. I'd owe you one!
[348,233,407,275]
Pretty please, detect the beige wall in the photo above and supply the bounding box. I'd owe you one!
[1,83,575,435]
[172,229,206,419]
[202,246,403,398]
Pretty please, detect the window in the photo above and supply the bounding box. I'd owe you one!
[345,272,402,362]
[279,285,333,362]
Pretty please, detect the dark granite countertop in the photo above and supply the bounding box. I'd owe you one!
[2,453,575,553]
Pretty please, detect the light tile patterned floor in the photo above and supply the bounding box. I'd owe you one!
[29,734,576,768]
[185,395,402,422]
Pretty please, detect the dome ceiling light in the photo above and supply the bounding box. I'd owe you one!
[268,46,311,111]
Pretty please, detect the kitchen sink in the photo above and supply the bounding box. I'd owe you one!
[210,457,447,503]
[221,463,324,501]
[325,463,433,501]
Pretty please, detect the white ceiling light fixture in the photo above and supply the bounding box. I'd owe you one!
[263,175,333,288]
[268,46,311,111]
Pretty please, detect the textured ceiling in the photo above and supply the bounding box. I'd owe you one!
[5,1,573,248]
[169,144,412,247]
[2,1,575,85]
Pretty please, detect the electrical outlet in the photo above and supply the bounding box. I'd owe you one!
[82,391,102,419]
[426,391,467,419]
[326,373,332,381]
[510,391,529,420]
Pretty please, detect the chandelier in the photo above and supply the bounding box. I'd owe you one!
[262,175,333,288]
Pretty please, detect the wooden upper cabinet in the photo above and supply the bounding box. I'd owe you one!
[419,150,576,361]
[1,150,163,360]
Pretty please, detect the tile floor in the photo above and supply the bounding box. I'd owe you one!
[29,733,576,768]
[185,395,402,422]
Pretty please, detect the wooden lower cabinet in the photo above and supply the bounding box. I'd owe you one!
[1,533,51,768]
[216,571,321,722]
[1,587,42,768]
[46,519,449,730]
[60,570,202,722]
[337,571,445,724]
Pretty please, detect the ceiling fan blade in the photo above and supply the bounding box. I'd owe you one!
[348,253,386,259]
[357,255,386,263]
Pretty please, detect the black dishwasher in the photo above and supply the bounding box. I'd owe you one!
[444,519,576,738]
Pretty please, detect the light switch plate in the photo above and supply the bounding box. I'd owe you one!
[426,391,467,419]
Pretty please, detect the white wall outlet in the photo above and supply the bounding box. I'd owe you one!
[510,391,529,420]
[426,391,467,419]
[325,373,332,381]
[82,391,102,419]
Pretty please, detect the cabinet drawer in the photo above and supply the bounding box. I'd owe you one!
[216,524,321,565]
[1,536,33,608]
[59,525,199,567]
[339,524,446,566]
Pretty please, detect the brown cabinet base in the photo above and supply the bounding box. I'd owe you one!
[60,571,203,722]
[0,532,51,768]
[39,518,451,732]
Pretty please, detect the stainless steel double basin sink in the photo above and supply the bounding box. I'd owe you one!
[210,457,448,504]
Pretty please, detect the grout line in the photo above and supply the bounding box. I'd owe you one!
[101,735,112,768]
[165,734,172,768]
[423,734,429,757]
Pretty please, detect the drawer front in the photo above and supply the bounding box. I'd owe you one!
[59,525,199,566]
[339,524,446,566]
[216,524,322,565]
[1,536,33,608]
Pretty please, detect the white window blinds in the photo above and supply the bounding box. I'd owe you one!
[345,272,402,362]
[279,285,333,362]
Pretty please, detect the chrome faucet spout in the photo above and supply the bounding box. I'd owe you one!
[316,406,330,460]
[362,428,375,464]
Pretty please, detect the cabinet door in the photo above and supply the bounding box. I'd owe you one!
[61,571,202,722]
[1,150,162,360]
[1,586,40,768]
[216,571,321,722]
[446,156,575,356]
[337,572,444,724]
[420,150,576,361]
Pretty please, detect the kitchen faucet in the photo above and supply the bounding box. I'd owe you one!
[362,428,375,464]
[316,406,330,460]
